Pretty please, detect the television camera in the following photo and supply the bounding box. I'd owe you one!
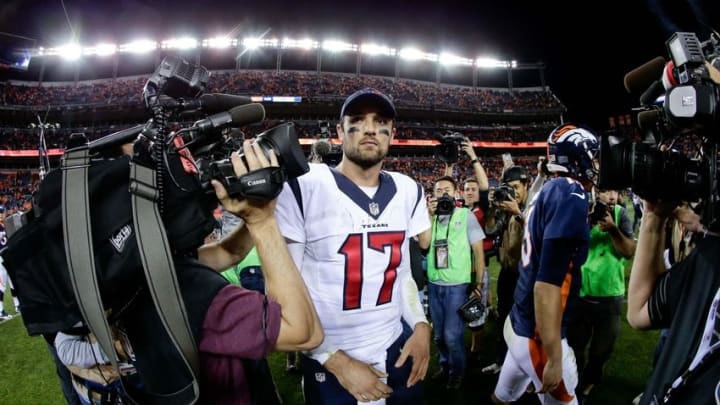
[598,31,720,229]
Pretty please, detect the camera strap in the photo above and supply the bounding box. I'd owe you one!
[129,160,201,404]
[62,148,142,404]
[62,147,200,404]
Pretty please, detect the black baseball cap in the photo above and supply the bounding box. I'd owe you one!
[340,88,396,119]
[502,166,528,183]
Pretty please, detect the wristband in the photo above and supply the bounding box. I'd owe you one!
[470,158,479,164]
[314,349,339,365]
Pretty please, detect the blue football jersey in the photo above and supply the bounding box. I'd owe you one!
[510,177,590,339]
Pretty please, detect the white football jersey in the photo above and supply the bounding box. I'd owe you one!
[275,163,430,364]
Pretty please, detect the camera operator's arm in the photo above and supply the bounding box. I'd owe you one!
[197,222,254,272]
[627,202,702,329]
[211,142,323,351]
[462,138,489,191]
[597,211,635,258]
[443,162,455,177]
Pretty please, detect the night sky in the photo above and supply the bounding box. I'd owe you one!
[1,0,719,129]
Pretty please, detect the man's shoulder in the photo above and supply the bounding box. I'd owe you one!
[383,170,424,204]
[539,177,586,204]
[384,170,420,189]
[299,163,331,183]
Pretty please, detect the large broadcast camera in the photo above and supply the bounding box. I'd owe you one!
[435,132,467,163]
[138,56,309,202]
[598,31,720,228]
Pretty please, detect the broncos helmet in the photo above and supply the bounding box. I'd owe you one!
[546,123,599,181]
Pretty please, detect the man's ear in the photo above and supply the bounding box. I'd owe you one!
[390,126,397,142]
[336,122,345,142]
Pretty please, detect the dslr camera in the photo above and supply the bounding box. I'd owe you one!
[589,200,610,225]
[435,132,467,163]
[599,32,719,206]
[436,193,456,215]
[493,183,516,204]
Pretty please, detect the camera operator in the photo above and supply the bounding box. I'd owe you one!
[626,198,717,405]
[427,176,486,389]
[188,141,324,404]
[481,166,530,375]
[567,188,634,401]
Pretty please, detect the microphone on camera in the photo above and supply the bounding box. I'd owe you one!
[182,93,254,112]
[192,103,266,133]
[623,56,667,94]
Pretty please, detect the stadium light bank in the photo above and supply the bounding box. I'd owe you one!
[32,36,518,69]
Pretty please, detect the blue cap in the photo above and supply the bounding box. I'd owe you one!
[340,88,396,119]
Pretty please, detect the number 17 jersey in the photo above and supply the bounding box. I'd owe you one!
[274,164,430,364]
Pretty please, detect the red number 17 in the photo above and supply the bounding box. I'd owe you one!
[338,231,406,310]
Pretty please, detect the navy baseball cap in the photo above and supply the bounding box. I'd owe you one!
[340,88,396,119]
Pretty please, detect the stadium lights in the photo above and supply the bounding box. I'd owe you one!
[119,40,157,54]
[360,43,396,56]
[475,57,518,69]
[281,38,318,50]
[322,40,357,53]
[161,37,198,50]
[83,43,117,57]
[242,37,279,49]
[242,37,262,50]
[439,52,474,66]
[26,34,528,72]
[399,47,437,62]
[58,43,82,61]
[203,37,236,49]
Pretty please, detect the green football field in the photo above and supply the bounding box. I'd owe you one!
[0,257,659,405]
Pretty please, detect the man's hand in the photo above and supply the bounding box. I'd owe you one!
[461,138,477,160]
[597,211,616,232]
[325,351,393,402]
[211,140,279,226]
[642,200,704,233]
[540,358,562,394]
[427,197,437,216]
[498,198,521,216]
[394,322,431,387]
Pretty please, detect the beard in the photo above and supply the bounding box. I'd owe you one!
[344,145,386,169]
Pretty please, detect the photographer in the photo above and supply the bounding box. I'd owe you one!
[444,136,489,193]
[626,199,716,405]
[567,188,634,401]
[427,176,486,389]
[481,166,530,375]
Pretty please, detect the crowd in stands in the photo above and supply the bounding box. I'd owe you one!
[1,70,562,113]
[0,171,37,216]
[0,154,540,216]
[0,119,556,151]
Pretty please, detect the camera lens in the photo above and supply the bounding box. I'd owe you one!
[237,122,309,179]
